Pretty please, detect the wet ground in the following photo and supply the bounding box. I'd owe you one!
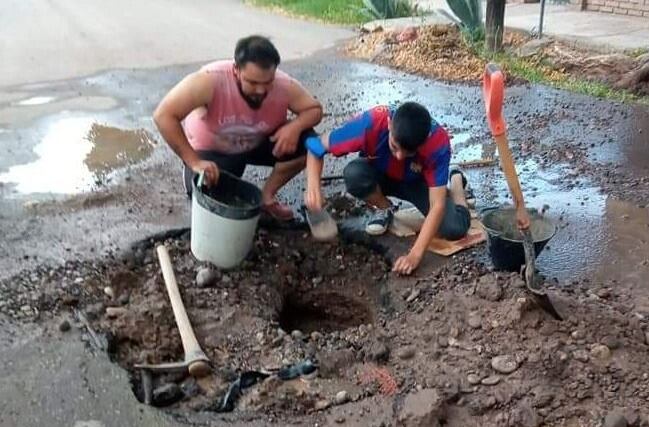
[1,50,649,426]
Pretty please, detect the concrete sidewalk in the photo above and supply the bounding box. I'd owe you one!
[416,0,649,50]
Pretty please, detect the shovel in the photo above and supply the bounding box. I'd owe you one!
[483,63,562,321]
[305,208,338,242]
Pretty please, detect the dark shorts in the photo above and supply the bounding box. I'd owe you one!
[183,128,314,196]
[343,158,471,240]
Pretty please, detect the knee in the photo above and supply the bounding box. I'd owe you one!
[343,160,376,199]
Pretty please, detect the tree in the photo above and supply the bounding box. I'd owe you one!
[485,0,506,52]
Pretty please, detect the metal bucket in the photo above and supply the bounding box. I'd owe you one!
[480,207,557,272]
[191,171,262,269]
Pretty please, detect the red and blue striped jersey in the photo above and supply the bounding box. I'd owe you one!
[327,106,451,187]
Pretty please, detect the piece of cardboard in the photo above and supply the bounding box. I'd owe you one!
[389,207,486,256]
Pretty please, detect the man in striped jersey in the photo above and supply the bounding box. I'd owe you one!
[304,102,471,275]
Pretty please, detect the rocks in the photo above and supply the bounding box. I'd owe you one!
[196,267,218,288]
[103,286,115,299]
[531,386,554,408]
[481,375,501,386]
[311,331,323,342]
[468,395,497,416]
[603,335,621,350]
[315,399,331,411]
[399,388,446,427]
[334,390,349,405]
[467,374,482,385]
[571,329,586,340]
[152,383,184,406]
[467,312,482,329]
[397,346,416,360]
[476,277,502,302]
[644,331,649,345]
[367,340,390,363]
[591,344,611,364]
[291,330,304,340]
[59,319,71,332]
[491,355,518,374]
[573,349,590,363]
[604,410,629,427]
[334,416,346,424]
[511,401,541,427]
[105,307,127,318]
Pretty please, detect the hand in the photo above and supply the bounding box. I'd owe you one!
[392,251,423,275]
[516,207,531,230]
[304,184,324,212]
[271,123,300,158]
[190,159,220,187]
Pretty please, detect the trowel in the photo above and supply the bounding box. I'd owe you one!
[483,63,563,321]
[305,208,338,242]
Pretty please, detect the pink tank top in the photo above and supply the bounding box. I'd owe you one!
[183,60,293,153]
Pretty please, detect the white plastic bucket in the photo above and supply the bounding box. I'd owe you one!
[190,171,261,269]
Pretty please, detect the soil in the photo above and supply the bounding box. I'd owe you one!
[3,209,649,426]
[346,24,649,97]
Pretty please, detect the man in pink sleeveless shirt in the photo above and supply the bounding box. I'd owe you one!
[154,35,323,220]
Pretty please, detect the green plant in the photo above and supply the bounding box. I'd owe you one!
[446,0,483,40]
[360,0,417,19]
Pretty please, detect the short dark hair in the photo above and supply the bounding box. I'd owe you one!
[234,35,281,69]
[392,102,432,151]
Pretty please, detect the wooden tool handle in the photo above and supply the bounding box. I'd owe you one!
[494,134,527,211]
[156,245,210,377]
[483,63,530,229]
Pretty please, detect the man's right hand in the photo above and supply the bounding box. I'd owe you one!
[304,184,323,212]
[190,159,220,187]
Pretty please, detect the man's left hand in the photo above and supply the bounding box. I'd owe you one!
[271,123,301,158]
[392,251,423,275]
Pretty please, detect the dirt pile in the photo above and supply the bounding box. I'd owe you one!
[2,221,649,425]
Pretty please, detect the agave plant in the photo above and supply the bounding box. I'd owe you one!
[446,0,483,33]
[361,0,417,20]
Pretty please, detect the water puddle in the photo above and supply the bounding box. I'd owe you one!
[0,117,155,194]
[16,96,56,106]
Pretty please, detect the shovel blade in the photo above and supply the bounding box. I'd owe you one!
[306,209,338,242]
[522,229,563,321]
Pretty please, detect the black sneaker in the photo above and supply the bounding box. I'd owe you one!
[366,207,394,236]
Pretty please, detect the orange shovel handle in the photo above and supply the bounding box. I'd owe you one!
[483,63,506,137]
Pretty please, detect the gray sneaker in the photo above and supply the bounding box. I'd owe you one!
[366,207,394,236]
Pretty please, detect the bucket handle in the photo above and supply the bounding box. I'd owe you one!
[197,171,206,189]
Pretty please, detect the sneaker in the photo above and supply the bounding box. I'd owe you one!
[450,168,475,209]
[366,207,394,236]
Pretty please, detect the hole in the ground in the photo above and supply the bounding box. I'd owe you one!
[71,221,391,414]
[279,291,374,334]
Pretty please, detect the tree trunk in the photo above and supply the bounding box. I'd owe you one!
[485,0,506,52]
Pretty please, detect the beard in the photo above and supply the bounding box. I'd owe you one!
[236,80,267,110]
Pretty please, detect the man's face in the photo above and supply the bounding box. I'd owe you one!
[388,120,416,161]
[234,62,276,109]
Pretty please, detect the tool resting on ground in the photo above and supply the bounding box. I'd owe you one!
[483,63,562,321]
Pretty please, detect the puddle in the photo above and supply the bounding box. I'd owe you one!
[0,117,155,194]
[16,96,56,106]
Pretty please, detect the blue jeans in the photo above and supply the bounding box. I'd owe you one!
[343,158,470,240]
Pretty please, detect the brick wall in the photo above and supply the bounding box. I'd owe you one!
[585,0,649,17]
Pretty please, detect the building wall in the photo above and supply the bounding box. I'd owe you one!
[585,0,649,17]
